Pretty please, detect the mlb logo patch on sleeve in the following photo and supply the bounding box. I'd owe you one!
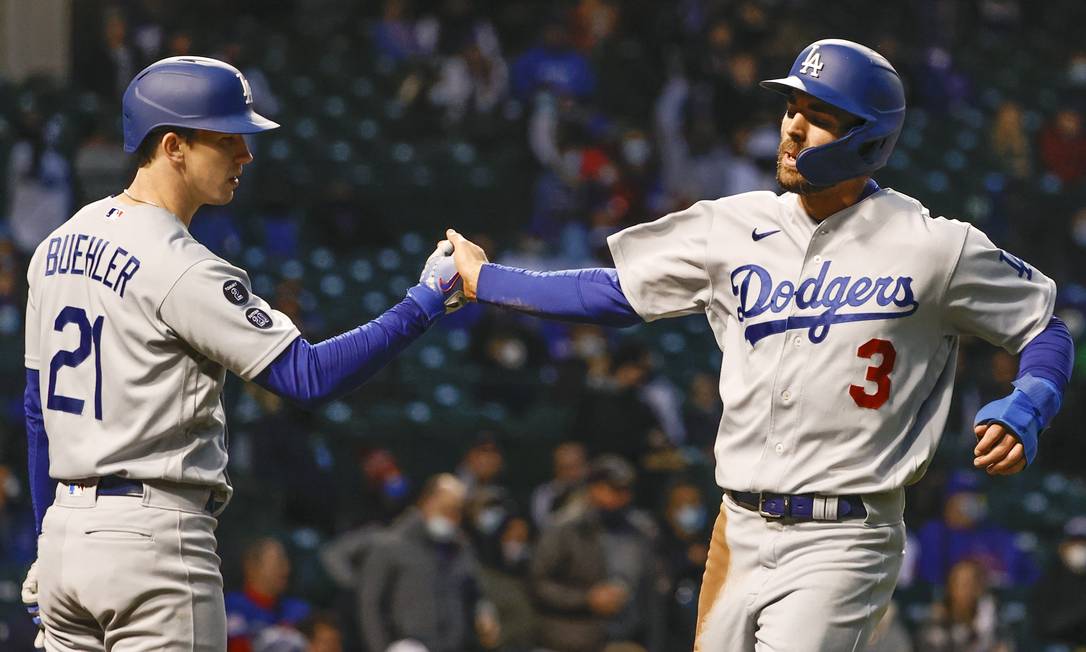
[245,308,273,329]
[223,280,250,305]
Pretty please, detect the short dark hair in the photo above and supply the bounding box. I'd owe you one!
[134,126,196,167]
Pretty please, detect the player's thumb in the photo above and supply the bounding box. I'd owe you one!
[446,228,462,243]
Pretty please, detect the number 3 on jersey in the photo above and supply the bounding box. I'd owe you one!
[849,338,896,409]
[47,306,105,420]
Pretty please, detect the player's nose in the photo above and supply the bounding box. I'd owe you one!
[235,136,254,164]
[785,111,809,140]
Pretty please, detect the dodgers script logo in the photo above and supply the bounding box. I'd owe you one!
[730,260,919,345]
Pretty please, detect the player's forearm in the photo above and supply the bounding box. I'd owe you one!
[476,264,642,327]
[254,285,445,407]
[1018,316,1074,390]
[24,369,55,535]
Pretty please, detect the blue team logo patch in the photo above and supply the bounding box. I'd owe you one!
[245,308,273,329]
[731,260,920,346]
[223,280,250,306]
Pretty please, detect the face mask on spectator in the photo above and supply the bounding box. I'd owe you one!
[476,507,506,535]
[675,504,707,535]
[956,494,987,524]
[426,516,457,542]
[622,138,651,167]
[502,541,528,566]
[1062,543,1086,573]
[573,333,606,359]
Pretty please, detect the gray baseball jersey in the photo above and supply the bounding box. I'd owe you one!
[24,196,300,497]
[608,188,1055,495]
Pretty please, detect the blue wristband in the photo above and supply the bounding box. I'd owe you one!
[974,374,1061,465]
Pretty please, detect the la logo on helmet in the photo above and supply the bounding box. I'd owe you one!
[800,46,824,77]
[236,73,253,105]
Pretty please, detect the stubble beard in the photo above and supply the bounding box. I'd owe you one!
[775,140,817,195]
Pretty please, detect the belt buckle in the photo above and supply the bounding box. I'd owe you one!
[758,493,789,519]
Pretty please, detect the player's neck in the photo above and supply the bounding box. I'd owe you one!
[798,177,869,222]
[123,166,200,226]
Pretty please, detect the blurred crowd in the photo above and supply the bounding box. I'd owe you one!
[3,0,1086,650]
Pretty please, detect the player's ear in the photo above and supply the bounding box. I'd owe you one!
[161,131,186,164]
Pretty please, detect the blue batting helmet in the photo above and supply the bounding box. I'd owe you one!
[122,56,279,153]
[760,39,905,186]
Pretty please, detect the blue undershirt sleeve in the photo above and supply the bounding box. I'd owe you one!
[1017,316,1074,390]
[974,316,1075,464]
[25,369,54,536]
[254,284,445,408]
[475,263,642,327]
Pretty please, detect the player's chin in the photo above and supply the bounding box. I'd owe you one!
[776,167,812,194]
[209,184,237,205]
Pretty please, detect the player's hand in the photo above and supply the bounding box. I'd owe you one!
[445,229,488,300]
[419,240,467,314]
[21,560,45,649]
[973,423,1027,476]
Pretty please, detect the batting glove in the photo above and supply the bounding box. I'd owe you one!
[21,560,45,649]
[420,241,467,314]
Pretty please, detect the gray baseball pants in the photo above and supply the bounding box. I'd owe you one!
[37,480,226,651]
[694,489,906,652]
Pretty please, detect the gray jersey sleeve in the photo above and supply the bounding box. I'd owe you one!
[942,225,1056,353]
[160,259,301,380]
[607,200,713,321]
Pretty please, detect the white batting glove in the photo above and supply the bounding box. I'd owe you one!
[21,560,45,649]
[419,241,467,314]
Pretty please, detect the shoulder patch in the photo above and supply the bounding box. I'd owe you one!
[245,307,273,329]
[223,279,250,306]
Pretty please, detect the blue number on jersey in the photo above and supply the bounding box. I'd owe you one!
[47,306,104,420]
[999,250,1033,280]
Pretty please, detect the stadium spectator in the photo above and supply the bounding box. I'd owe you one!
[370,0,427,62]
[0,465,35,567]
[358,474,499,652]
[226,538,312,652]
[428,39,509,124]
[456,432,506,495]
[299,612,345,652]
[1032,516,1086,646]
[574,341,662,463]
[916,471,1039,589]
[656,480,709,651]
[510,17,596,100]
[1040,108,1086,185]
[530,440,589,529]
[682,372,722,454]
[76,6,139,101]
[918,559,1014,652]
[988,101,1033,180]
[530,455,663,652]
[466,488,538,651]
[5,110,71,256]
[654,75,732,206]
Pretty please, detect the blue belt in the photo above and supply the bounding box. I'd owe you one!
[728,490,867,521]
[95,475,144,496]
[66,475,220,513]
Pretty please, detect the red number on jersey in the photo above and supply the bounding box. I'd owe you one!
[849,338,896,409]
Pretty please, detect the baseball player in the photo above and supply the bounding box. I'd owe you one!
[444,39,1075,651]
[21,56,464,650]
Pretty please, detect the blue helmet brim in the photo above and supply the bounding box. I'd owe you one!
[759,76,873,123]
[122,110,280,152]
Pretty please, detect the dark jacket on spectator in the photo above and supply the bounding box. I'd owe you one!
[358,508,483,652]
[530,504,664,652]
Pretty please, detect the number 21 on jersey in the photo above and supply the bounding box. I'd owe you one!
[47,306,105,420]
